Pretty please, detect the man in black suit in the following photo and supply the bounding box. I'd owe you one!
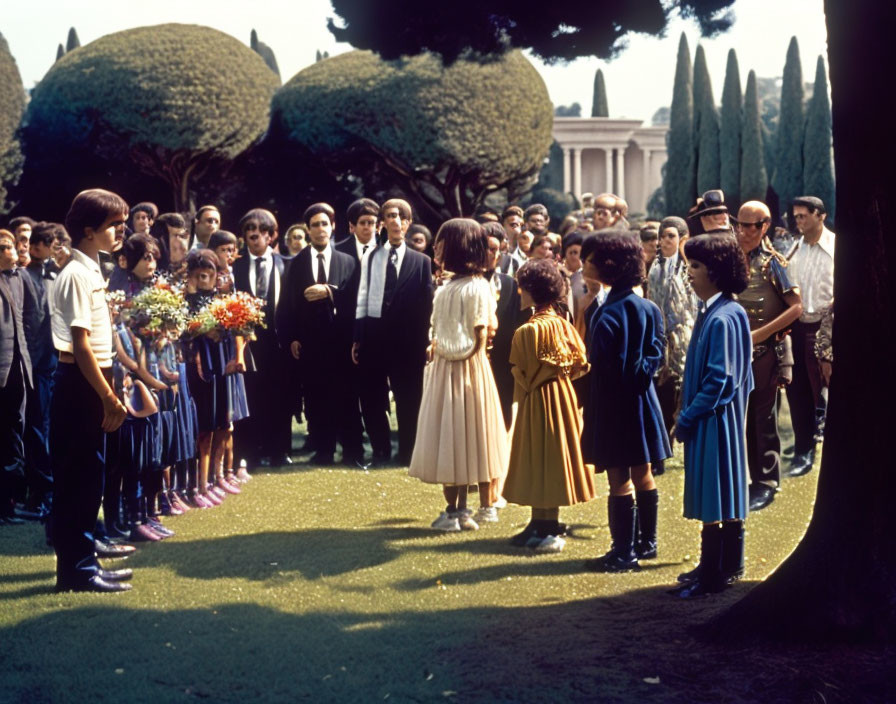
[352,199,434,466]
[279,203,361,465]
[0,229,34,524]
[482,222,526,430]
[232,208,292,471]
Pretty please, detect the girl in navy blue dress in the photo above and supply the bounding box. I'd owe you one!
[671,235,753,598]
[581,232,671,572]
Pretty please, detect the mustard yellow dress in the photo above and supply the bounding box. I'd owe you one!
[502,310,596,508]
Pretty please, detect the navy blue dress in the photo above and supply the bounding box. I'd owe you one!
[582,287,671,469]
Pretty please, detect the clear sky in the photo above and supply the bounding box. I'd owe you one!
[3,0,827,122]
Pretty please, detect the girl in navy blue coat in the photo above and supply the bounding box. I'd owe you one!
[671,235,753,598]
[581,232,671,572]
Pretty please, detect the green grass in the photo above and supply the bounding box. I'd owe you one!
[1,426,844,703]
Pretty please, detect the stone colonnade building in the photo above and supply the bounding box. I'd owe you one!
[553,117,668,216]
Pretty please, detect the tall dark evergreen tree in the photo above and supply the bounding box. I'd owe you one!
[803,55,835,223]
[55,43,65,62]
[591,68,609,117]
[773,36,804,224]
[66,27,80,52]
[693,44,720,193]
[719,48,742,207]
[664,33,695,217]
[740,70,767,203]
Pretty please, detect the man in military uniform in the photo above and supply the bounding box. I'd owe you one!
[735,201,803,511]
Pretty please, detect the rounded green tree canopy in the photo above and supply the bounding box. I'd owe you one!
[23,23,280,209]
[1,31,26,212]
[271,49,552,209]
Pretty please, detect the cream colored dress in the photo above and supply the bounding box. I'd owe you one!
[409,276,509,485]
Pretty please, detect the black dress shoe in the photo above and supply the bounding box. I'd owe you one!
[786,449,815,477]
[56,575,133,593]
[272,454,293,466]
[97,567,133,582]
[651,460,666,476]
[668,578,727,599]
[14,507,42,521]
[306,452,334,466]
[584,550,641,573]
[748,485,776,512]
[94,539,136,558]
[1,515,25,525]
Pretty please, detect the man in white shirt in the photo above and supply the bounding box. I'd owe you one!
[785,196,835,477]
[190,205,221,250]
[51,189,130,593]
[501,205,526,274]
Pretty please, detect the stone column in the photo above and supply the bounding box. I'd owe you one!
[572,147,583,197]
[562,147,572,194]
[604,148,613,194]
[642,149,652,210]
[615,146,626,200]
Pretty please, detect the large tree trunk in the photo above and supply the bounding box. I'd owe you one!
[709,0,896,640]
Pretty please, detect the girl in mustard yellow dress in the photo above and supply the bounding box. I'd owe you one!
[503,259,596,551]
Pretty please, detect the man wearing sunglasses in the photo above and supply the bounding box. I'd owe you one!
[785,196,835,477]
[734,201,803,512]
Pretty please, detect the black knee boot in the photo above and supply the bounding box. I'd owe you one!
[585,495,639,572]
[721,520,745,584]
[635,489,658,559]
[672,523,726,598]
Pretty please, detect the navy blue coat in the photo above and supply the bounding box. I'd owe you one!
[677,295,753,522]
[582,287,670,468]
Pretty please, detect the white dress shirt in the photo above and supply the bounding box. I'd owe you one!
[355,236,374,264]
[309,245,332,282]
[788,227,835,323]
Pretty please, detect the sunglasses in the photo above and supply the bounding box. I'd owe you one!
[735,219,767,230]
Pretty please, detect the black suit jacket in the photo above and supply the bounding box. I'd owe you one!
[356,245,433,366]
[232,251,286,366]
[0,270,34,389]
[335,235,368,265]
[277,246,358,366]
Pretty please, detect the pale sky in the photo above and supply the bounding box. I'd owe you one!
[3,0,827,123]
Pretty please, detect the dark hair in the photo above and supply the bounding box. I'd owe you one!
[381,198,412,221]
[561,231,584,257]
[435,218,487,276]
[639,224,659,242]
[524,203,548,220]
[8,216,36,231]
[683,234,749,295]
[303,202,335,227]
[660,216,689,238]
[346,198,379,225]
[195,205,220,223]
[501,205,524,222]
[186,248,219,274]
[131,202,158,221]
[239,208,278,235]
[64,189,129,246]
[792,196,826,215]
[517,258,566,307]
[122,233,160,271]
[208,230,238,251]
[158,212,186,230]
[407,223,432,245]
[29,222,63,248]
[529,232,556,256]
[481,221,505,243]
[580,232,645,288]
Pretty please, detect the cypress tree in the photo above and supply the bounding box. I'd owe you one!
[773,36,804,222]
[250,29,258,51]
[55,43,65,62]
[740,71,768,203]
[719,49,742,208]
[803,55,835,222]
[663,33,695,217]
[591,68,609,117]
[694,44,720,193]
[66,27,80,52]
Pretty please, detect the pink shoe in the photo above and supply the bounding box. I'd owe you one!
[204,490,223,506]
[217,479,241,495]
[132,523,162,542]
[170,493,191,512]
[210,485,227,499]
[194,494,214,509]
[236,467,252,483]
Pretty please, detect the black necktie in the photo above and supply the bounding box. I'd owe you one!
[255,257,268,299]
[384,247,398,304]
[317,252,327,284]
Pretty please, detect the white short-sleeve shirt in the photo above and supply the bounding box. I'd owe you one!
[51,248,114,367]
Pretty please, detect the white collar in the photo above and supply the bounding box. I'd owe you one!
[704,291,723,310]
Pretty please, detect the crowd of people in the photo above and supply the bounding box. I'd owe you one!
[0,184,834,599]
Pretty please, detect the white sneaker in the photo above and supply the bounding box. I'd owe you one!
[474,506,499,523]
[431,512,460,532]
[493,496,508,509]
[456,510,479,531]
[534,535,566,553]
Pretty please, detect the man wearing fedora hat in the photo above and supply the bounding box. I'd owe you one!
[689,190,732,235]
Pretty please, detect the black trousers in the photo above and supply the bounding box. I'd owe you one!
[0,357,27,513]
[302,352,362,460]
[24,367,55,509]
[785,320,823,455]
[746,347,781,488]
[50,362,106,586]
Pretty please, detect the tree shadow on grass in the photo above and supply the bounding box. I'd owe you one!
[0,586,888,704]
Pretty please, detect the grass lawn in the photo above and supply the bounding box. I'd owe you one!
[0,409,889,703]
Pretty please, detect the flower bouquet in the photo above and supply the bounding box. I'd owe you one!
[121,279,189,348]
[185,291,266,341]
